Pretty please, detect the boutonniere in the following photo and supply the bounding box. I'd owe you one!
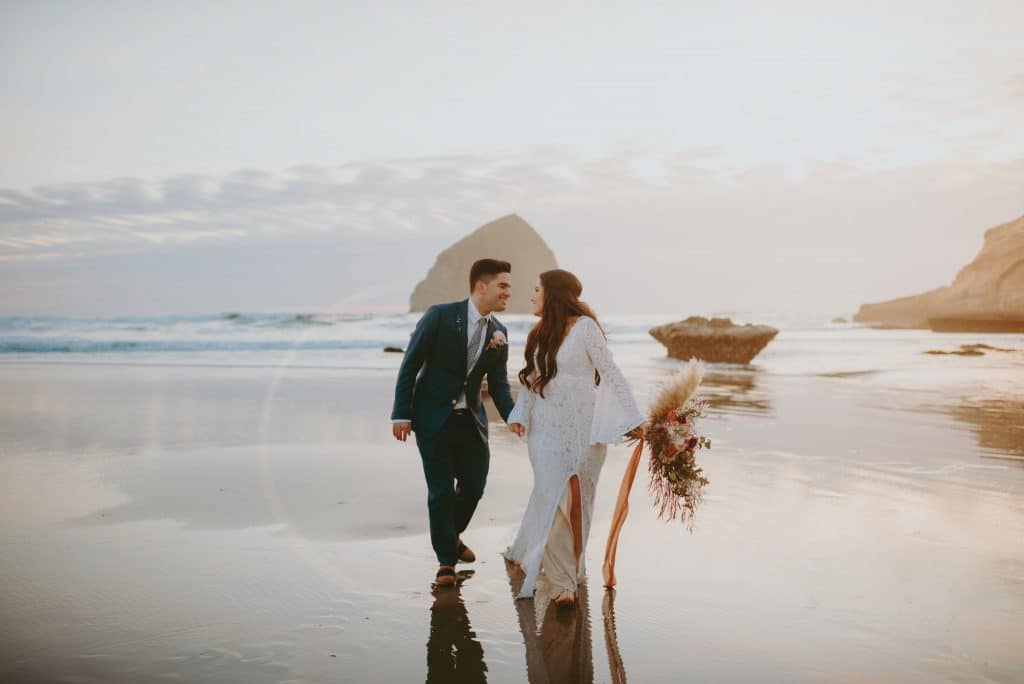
[485,330,507,351]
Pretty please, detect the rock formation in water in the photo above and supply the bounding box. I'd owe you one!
[409,214,558,314]
[923,343,1017,356]
[649,317,779,364]
[854,214,1024,331]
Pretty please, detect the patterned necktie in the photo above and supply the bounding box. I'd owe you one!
[467,317,488,372]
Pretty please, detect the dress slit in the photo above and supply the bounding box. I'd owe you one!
[568,474,583,565]
[534,471,587,596]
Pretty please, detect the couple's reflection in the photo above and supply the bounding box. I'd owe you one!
[426,570,487,683]
[505,559,628,684]
[423,565,629,684]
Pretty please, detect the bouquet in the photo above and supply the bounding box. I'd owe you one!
[638,359,711,528]
[604,359,710,587]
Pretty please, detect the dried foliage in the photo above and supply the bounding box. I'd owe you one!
[635,360,711,530]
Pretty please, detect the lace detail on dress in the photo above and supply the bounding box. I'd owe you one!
[502,316,643,598]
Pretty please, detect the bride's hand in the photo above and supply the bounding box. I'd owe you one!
[626,424,646,440]
[509,422,525,437]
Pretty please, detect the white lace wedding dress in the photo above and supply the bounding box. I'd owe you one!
[503,316,644,599]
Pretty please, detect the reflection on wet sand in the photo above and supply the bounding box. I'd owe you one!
[949,397,1024,461]
[426,570,488,683]
[601,590,628,684]
[505,560,629,684]
[506,559,592,684]
[682,367,773,417]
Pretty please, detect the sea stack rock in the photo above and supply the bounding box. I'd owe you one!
[650,317,779,364]
[854,214,1024,331]
[409,214,558,314]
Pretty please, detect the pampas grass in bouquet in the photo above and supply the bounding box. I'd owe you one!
[635,359,711,529]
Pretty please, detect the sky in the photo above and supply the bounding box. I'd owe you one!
[1,0,1022,316]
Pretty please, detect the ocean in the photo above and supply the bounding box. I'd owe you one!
[2,310,1021,391]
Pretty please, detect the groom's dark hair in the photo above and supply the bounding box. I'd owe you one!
[469,258,511,291]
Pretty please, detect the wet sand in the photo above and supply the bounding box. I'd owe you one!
[2,357,1023,683]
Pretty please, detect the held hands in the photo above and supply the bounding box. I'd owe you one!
[509,422,526,437]
[393,421,412,442]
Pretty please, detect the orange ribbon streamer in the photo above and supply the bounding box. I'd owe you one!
[602,437,645,588]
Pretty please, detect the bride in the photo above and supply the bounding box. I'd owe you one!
[504,269,645,606]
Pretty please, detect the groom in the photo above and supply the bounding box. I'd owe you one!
[391,259,516,587]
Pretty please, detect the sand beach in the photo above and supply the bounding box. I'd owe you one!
[1,320,1023,683]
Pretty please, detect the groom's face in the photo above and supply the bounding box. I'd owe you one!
[477,272,511,313]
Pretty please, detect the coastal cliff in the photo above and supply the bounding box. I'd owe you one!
[854,214,1024,330]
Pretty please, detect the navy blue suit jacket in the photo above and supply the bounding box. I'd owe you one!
[391,299,516,442]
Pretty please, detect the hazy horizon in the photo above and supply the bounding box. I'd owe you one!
[2,1,1022,317]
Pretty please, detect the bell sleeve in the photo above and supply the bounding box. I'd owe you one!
[582,317,645,444]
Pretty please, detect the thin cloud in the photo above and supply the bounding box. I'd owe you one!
[0,151,616,260]
[1,149,1022,317]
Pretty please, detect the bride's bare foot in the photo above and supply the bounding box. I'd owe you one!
[554,590,576,607]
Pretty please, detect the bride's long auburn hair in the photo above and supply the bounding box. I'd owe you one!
[519,269,606,398]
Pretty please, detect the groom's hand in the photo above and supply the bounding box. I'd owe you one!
[393,421,412,442]
[509,422,525,437]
